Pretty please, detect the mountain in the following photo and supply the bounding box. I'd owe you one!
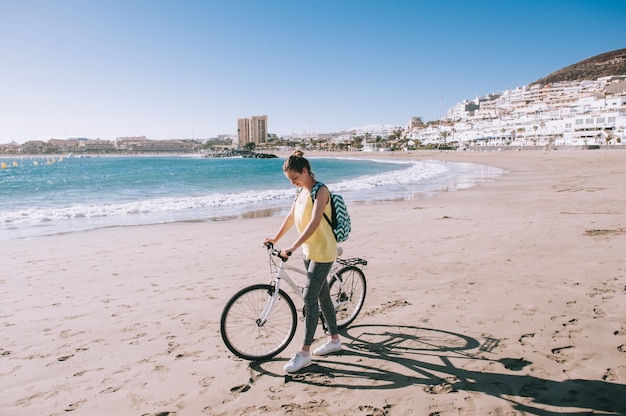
[531,48,626,85]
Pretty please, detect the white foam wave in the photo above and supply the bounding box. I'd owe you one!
[0,160,450,228]
[0,161,454,226]
[0,188,295,226]
[327,160,448,192]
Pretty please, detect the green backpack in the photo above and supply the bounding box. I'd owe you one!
[310,182,351,242]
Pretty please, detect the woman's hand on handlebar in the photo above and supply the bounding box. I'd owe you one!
[262,238,292,260]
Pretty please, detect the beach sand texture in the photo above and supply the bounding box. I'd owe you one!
[1,149,625,415]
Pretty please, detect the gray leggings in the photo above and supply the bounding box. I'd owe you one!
[302,259,338,346]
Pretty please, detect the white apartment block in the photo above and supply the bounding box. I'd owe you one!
[407,76,626,148]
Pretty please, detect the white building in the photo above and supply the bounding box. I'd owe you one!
[406,76,626,148]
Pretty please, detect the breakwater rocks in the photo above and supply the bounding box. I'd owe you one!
[202,150,278,159]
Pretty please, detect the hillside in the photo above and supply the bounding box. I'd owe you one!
[531,48,626,85]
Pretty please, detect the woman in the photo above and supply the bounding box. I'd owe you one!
[263,150,342,373]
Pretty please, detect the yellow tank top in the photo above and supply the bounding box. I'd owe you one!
[294,187,337,262]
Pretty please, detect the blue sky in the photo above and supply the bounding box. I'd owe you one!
[1,0,624,143]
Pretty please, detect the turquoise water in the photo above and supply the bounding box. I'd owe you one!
[0,155,503,240]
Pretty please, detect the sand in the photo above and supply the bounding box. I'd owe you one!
[1,148,625,415]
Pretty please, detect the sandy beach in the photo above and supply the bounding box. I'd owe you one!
[1,148,625,415]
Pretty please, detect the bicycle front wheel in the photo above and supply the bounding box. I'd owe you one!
[220,284,297,361]
[329,266,367,329]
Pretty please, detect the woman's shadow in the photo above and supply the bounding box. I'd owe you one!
[250,324,626,415]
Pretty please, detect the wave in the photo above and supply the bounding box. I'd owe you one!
[327,159,448,192]
[0,161,449,226]
[0,159,503,240]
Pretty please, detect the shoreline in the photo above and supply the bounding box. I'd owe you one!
[1,149,625,415]
[2,142,625,157]
[0,153,504,242]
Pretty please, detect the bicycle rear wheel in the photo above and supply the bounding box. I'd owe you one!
[220,284,297,361]
[329,266,366,328]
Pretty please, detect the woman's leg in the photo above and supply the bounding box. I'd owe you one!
[317,270,339,336]
[284,259,339,372]
[302,259,334,347]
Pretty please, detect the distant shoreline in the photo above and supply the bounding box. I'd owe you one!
[2,143,626,160]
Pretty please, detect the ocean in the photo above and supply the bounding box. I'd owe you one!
[0,155,503,241]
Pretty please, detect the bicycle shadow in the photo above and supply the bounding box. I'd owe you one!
[249,324,626,415]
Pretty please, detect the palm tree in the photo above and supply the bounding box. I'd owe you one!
[440,131,450,148]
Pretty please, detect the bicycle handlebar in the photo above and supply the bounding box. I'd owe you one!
[264,243,344,262]
[264,242,291,261]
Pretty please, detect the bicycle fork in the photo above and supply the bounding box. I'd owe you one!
[256,285,279,327]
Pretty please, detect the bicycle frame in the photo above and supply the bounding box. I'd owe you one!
[257,244,366,329]
[220,245,366,360]
[257,257,306,326]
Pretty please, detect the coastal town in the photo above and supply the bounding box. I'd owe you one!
[408,75,626,150]
[1,75,625,156]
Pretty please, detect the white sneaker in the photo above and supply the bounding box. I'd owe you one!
[313,339,342,356]
[283,352,312,373]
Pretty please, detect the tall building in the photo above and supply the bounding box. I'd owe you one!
[237,115,268,146]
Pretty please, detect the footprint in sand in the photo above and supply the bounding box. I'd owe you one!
[551,345,574,354]
[198,376,213,388]
[268,385,283,393]
[357,404,393,415]
[593,306,607,318]
[424,383,454,394]
[166,341,180,354]
[424,376,459,394]
[603,368,619,381]
[548,345,575,364]
[229,369,263,395]
[518,333,535,346]
[141,413,177,416]
[65,399,87,411]
[73,367,104,377]
[230,384,251,393]
[99,386,122,394]
[122,332,147,344]
[282,400,330,413]
[363,299,411,317]
[587,277,622,300]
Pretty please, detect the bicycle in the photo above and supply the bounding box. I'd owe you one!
[220,243,367,361]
